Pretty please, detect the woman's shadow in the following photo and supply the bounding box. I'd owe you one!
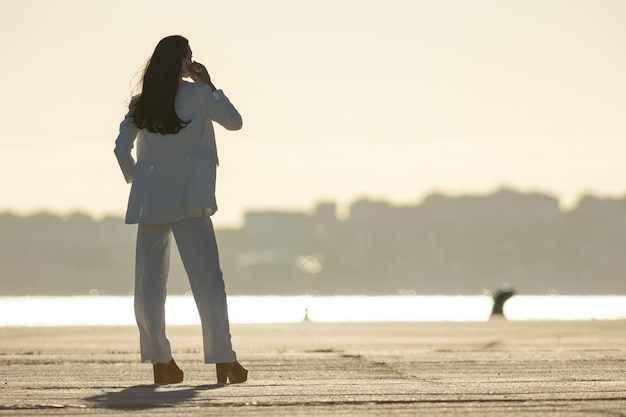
[86,383,223,410]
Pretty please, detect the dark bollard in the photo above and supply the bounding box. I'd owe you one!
[490,288,516,319]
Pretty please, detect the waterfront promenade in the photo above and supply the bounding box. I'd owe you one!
[1,320,625,416]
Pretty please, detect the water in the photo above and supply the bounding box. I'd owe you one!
[0,295,625,327]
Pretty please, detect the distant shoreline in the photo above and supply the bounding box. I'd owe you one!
[2,189,626,296]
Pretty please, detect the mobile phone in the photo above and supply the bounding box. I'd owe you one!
[182,58,192,72]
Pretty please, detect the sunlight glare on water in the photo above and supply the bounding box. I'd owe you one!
[0,295,625,326]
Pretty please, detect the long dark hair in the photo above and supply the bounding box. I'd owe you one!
[132,35,190,135]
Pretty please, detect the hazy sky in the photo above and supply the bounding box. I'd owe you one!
[1,0,625,226]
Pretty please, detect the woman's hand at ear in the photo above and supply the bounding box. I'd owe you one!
[188,61,217,92]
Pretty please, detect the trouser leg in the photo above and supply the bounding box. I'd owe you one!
[135,223,173,364]
[172,217,236,364]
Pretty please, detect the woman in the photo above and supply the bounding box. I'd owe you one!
[114,35,247,385]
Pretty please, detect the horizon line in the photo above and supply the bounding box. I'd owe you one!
[2,186,626,221]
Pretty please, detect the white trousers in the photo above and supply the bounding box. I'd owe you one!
[134,216,237,364]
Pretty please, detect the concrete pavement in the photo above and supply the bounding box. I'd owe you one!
[0,321,625,416]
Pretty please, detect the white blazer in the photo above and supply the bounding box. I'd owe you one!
[114,79,242,224]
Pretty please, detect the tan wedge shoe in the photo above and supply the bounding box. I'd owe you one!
[153,359,184,384]
[215,361,248,384]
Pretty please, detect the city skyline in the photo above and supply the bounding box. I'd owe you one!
[3,187,625,296]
